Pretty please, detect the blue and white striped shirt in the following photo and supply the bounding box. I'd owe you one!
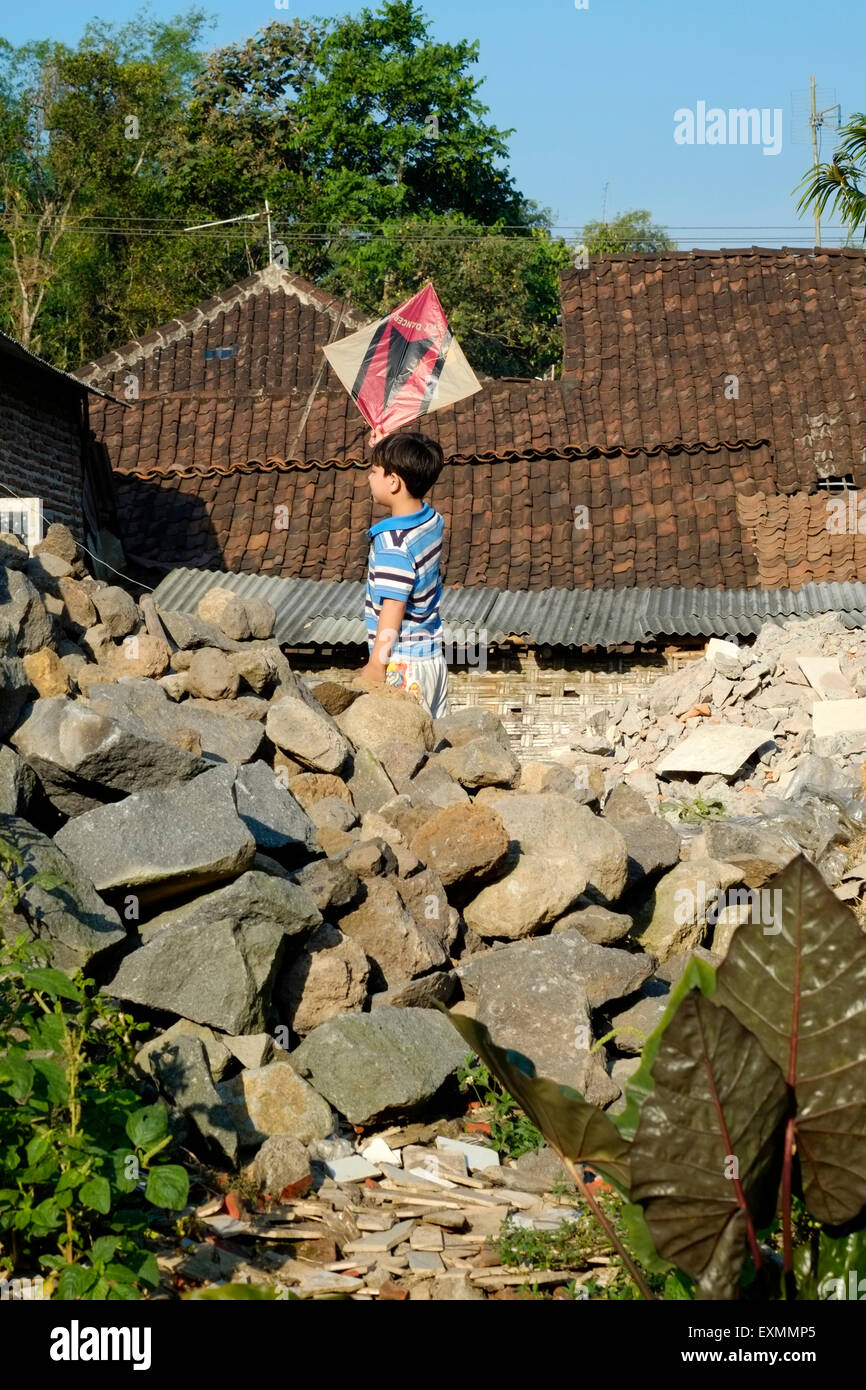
[365,503,444,660]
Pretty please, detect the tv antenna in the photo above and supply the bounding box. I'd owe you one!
[184,198,276,263]
[791,78,842,246]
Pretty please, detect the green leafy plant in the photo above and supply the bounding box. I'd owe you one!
[457,1055,546,1158]
[659,794,726,822]
[0,932,191,1299]
[441,856,866,1300]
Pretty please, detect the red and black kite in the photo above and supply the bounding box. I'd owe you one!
[322,283,481,444]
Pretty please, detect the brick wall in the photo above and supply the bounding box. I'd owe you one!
[0,361,85,537]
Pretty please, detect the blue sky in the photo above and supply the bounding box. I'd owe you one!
[3,0,864,247]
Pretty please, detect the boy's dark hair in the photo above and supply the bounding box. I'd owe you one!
[371,430,445,499]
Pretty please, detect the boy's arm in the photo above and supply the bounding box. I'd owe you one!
[358,597,406,684]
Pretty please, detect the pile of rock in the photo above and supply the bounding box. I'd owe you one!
[3,528,865,1297]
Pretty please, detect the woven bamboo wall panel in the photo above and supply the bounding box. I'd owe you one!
[295,647,704,755]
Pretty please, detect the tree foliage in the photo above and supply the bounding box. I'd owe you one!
[0,3,668,378]
[581,209,675,257]
[795,113,866,239]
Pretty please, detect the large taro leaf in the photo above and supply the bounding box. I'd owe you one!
[616,953,718,1143]
[440,1006,631,1192]
[713,854,866,1227]
[630,992,788,1299]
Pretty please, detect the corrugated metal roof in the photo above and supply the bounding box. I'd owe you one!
[0,331,123,404]
[151,569,866,649]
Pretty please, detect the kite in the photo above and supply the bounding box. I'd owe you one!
[321,283,481,444]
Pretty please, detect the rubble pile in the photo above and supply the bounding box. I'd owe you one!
[2,526,865,1299]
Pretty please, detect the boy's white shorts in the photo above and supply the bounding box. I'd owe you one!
[384,651,449,719]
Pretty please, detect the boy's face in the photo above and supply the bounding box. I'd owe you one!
[368,463,400,507]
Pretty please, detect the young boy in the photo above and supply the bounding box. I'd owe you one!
[358,431,448,719]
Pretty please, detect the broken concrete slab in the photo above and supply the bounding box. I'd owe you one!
[812,698,866,739]
[655,725,776,778]
[797,656,855,701]
[435,1136,500,1171]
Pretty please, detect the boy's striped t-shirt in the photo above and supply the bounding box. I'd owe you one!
[365,503,444,660]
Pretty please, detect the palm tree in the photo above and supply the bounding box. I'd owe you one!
[795,113,866,239]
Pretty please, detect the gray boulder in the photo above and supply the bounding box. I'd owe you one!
[0,744,37,816]
[158,609,238,653]
[376,738,426,789]
[11,697,209,817]
[608,983,670,1055]
[336,690,434,756]
[633,858,744,963]
[292,857,360,914]
[0,812,125,970]
[91,585,139,639]
[290,1006,469,1124]
[232,760,318,860]
[276,922,370,1034]
[480,793,628,904]
[430,736,520,789]
[139,869,321,944]
[85,678,264,764]
[266,696,349,774]
[216,1060,333,1147]
[0,569,53,654]
[370,970,457,1010]
[149,1034,238,1165]
[343,746,397,815]
[409,760,470,808]
[247,1135,311,1198]
[701,819,798,887]
[0,656,31,738]
[108,900,304,1034]
[458,930,655,1012]
[136,1019,233,1081]
[551,902,633,944]
[54,769,256,893]
[460,945,618,1107]
[433,707,510,751]
[604,813,681,890]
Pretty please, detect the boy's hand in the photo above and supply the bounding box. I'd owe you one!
[356,660,386,685]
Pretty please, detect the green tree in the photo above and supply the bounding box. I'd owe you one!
[0,11,211,359]
[581,209,675,257]
[795,113,866,239]
[323,212,570,377]
[0,2,568,375]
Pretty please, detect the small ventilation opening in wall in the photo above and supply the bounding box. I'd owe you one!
[0,498,43,549]
[814,475,855,493]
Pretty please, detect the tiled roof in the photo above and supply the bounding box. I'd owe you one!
[736,489,866,589]
[80,249,866,608]
[560,247,866,489]
[116,438,774,590]
[74,265,369,399]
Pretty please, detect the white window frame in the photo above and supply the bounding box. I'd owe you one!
[0,497,43,550]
